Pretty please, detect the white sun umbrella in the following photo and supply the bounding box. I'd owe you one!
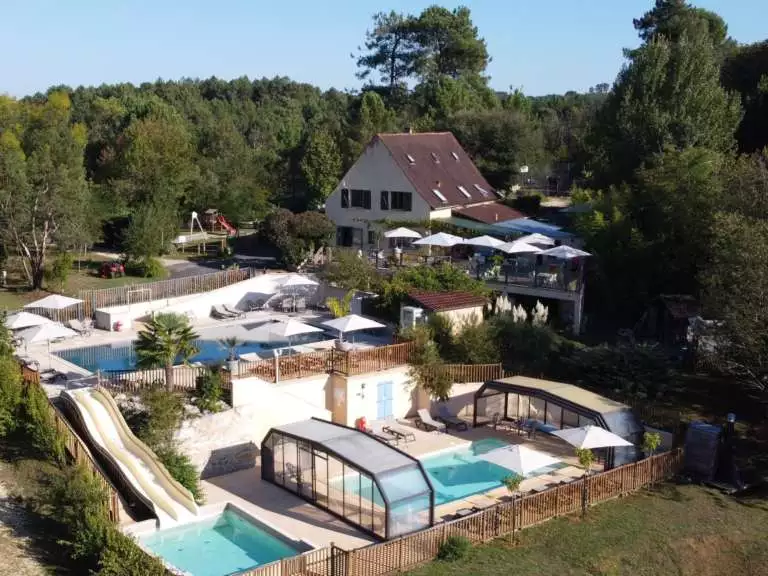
[279,274,318,310]
[462,235,506,249]
[384,227,422,240]
[539,245,591,259]
[412,232,464,247]
[5,311,53,330]
[17,323,78,368]
[322,314,385,342]
[498,240,543,255]
[552,425,632,449]
[24,294,83,310]
[517,233,555,247]
[479,445,561,476]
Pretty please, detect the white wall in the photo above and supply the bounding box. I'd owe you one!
[343,366,416,426]
[325,139,432,249]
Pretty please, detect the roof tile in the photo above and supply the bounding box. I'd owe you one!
[407,290,487,312]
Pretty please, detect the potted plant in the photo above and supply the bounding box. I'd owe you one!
[219,337,243,373]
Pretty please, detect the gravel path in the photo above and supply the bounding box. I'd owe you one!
[0,467,47,576]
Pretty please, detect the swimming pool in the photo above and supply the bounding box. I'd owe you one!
[421,438,563,505]
[139,508,309,576]
[56,334,328,372]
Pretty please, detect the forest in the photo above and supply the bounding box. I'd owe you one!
[0,0,767,369]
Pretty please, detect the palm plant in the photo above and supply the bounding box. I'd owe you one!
[135,313,199,391]
[218,337,243,361]
[326,290,353,318]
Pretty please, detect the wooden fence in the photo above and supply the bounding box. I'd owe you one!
[442,363,503,383]
[241,449,683,576]
[98,366,233,404]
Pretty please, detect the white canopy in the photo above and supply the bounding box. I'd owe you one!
[263,319,323,339]
[322,314,385,334]
[279,274,319,289]
[479,445,561,476]
[384,227,422,239]
[462,235,506,249]
[17,323,77,344]
[498,240,543,255]
[517,233,555,247]
[539,245,591,259]
[552,425,632,449]
[5,311,53,330]
[412,232,464,247]
[24,294,83,310]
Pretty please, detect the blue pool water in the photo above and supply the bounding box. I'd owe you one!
[421,438,563,505]
[140,509,305,576]
[56,334,328,372]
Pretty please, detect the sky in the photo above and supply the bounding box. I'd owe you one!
[1,0,766,97]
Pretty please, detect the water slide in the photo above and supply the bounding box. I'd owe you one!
[61,387,199,527]
[216,215,236,236]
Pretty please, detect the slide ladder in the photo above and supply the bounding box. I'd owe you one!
[61,387,199,527]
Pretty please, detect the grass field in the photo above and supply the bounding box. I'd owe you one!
[407,484,768,576]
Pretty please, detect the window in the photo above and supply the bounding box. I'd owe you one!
[367,230,376,245]
[350,189,371,209]
[390,191,412,211]
[432,188,448,203]
[451,151,460,161]
[474,184,491,198]
[380,190,389,210]
[341,188,349,208]
[406,154,415,164]
[430,152,440,164]
[457,185,471,199]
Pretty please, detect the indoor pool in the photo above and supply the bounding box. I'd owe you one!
[421,438,563,505]
[139,508,309,576]
[56,334,328,372]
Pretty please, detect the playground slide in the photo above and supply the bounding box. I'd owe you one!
[61,387,199,527]
[216,215,236,236]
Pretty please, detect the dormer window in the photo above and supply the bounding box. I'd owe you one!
[451,152,459,161]
[432,189,448,203]
[431,152,440,164]
[474,184,491,198]
[457,185,471,199]
[406,154,415,164]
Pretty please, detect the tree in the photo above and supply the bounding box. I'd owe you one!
[451,316,500,365]
[326,290,353,318]
[633,0,731,49]
[135,313,199,391]
[321,248,380,292]
[722,41,768,152]
[350,92,397,155]
[0,92,91,288]
[356,11,418,90]
[300,128,342,208]
[407,325,453,401]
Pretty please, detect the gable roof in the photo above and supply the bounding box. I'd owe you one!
[408,290,487,312]
[376,132,497,209]
[454,202,524,224]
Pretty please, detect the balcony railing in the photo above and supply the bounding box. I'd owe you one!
[473,263,583,293]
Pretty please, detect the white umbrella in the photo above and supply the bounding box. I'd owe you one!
[552,425,632,449]
[17,323,78,344]
[264,319,323,340]
[462,235,506,249]
[497,240,543,255]
[517,233,555,247]
[479,445,561,476]
[539,245,591,259]
[412,232,464,247]
[384,227,422,239]
[5,311,53,330]
[24,294,83,310]
[279,274,318,288]
[322,314,385,342]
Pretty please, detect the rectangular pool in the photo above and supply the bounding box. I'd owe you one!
[56,334,328,372]
[421,438,564,505]
[139,508,310,576]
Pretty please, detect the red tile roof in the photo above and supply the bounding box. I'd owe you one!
[454,202,524,224]
[377,132,498,209]
[408,290,487,312]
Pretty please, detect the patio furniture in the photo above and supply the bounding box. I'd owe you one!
[294,297,307,313]
[383,422,416,443]
[67,319,92,337]
[223,304,246,319]
[247,297,269,311]
[416,409,446,433]
[437,405,469,431]
[280,298,293,313]
[369,422,399,445]
[211,305,238,319]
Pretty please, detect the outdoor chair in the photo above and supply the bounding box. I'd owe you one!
[383,421,416,443]
[211,305,237,319]
[223,304,245,318]
[67,319,92,337]
[280,298,293,313]
[369,422,399,445]
[437,404,469,431]
[247,297,269,311]
[416,409,446,433]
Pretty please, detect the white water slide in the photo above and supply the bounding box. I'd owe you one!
[62,387,199,527]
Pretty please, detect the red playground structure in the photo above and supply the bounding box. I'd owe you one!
[203,208,237,236]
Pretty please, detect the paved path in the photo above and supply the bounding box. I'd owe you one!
[0,467,46,576]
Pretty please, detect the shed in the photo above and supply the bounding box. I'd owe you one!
[406,290,487,331]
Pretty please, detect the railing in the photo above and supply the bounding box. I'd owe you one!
[98,366,233,404]
[235,545,340,576]
[442,363,503,383]
[478,263,583,294]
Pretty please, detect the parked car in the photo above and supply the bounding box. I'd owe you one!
[100,261,125,279]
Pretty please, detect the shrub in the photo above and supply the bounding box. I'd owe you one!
[98,528,167,576]
[140,256,167,278]
[451,315,500,364]
[0,354,24,438]
[21,383,65,462]
[156,447,204,503]
[194,368,223,413]
[321,250,380,291]
[437,535,471,562]
[427,314,454,359]
[44,251,74,291]
[510,193,542,215]
[135,386,184,451]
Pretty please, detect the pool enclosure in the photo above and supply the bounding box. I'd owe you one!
[261,418,434,540]
[474,376,643,467]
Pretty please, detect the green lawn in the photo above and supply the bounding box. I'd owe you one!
[407,484,768,576]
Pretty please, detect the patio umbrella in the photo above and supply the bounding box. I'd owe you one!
[17,323,78,368]
[412,232,464,247]
[384,227,422,239]
[5,311,53,330]
[263,319,323,343]
[322,314,385,342]
[462,235,506,249]
[24,294,83,310]
[539,245,591,259]
[279,274,318,310]
[478,445,561,476]
[552,425,632,449]
[497,240,543,255]
[517,233,555,247]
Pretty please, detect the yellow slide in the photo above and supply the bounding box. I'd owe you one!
[62,387,199,527]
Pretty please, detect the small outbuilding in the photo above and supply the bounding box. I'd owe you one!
[405,290,487,331]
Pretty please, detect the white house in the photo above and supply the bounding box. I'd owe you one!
[325,132,523,249]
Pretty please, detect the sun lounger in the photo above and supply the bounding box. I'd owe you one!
[67,319,92,337]
[211,305,237,319]
[223,304,245,318]
[383,421,416,443]
[247,297,270,311]
[437,404,469,431]
[416,409,446,433]
[369,422,399,445]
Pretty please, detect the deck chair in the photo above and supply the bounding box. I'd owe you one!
[223,304,245,318]
[67,319,92,337]
[369,421,399,445]
[437,404,469,431]
[416,409,446,433]
[211,305,237,319]
[383,421,416,443]
[247,297,270,311]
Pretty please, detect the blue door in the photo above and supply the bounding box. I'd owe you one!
[377,381,394,420]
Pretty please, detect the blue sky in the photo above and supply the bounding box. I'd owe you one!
[1,1,765,97]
